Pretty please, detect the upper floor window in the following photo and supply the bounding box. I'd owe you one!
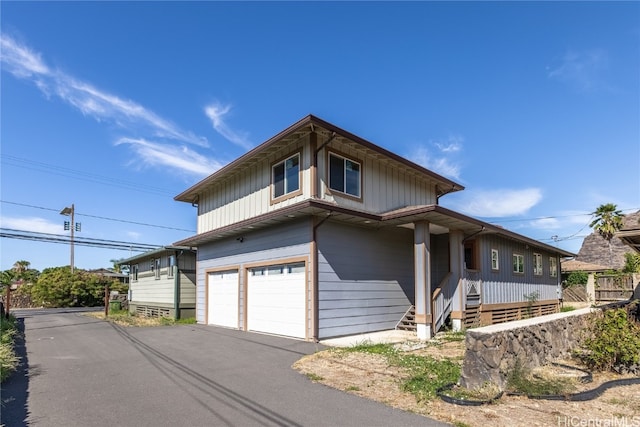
[131,264,139,282]
[329,153,361,198]
[549,257,558,277]
[513,253,524,274]
[491,249,499,271]
[272,153,300,199]
[533,253,543,275]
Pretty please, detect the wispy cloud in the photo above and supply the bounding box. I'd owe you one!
[410,135,463,180]
[205,103,252,150]
[1,216,62,234]
[450,188,543,217]
[0,32,209,148]
[547,48,609,92]
[115,137,224,177]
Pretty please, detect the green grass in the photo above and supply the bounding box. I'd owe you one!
[560,306,576,312]
[440,331,466,342]
[342,342,461,402]
[0,315,20,383]
[506,360,576,396]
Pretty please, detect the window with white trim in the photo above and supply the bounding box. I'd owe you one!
[491,249,499,270]
[513,253,524,274]
[533,253,543,275]
[329,153,361,198]
[549,257,558,277]
[153,258,161,279]
[167,255,175,278]
[272,153,300,199]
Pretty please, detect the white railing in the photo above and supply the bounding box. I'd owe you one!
[432,273,454,332]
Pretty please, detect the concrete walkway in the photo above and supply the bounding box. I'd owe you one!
[320,329,418,347]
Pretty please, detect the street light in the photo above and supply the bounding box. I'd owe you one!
[60,204,75,273]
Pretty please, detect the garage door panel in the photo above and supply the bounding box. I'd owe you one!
[247,265,306,339]
[208,270,239,328]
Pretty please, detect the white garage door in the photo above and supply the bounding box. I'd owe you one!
[247,262,306,339]
[207,270,239,328]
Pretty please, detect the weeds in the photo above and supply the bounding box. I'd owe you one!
[506,359,576,396]
[341,342,461,401]
[0,315,19,383]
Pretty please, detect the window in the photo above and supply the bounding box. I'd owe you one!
[491,249,499,270]
[464,241,477,270]
[533,253,543,275]
[131,264,139,282]
[167,255,175,278]
[272,153,300,199]
[329,153,361,198]
[513,253,524,274]
[153,258,161,279]
[549,257,558,277]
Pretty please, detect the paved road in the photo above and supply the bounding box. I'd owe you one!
[1,309,446,427]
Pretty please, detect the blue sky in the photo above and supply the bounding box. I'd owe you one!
[1,2,639,272]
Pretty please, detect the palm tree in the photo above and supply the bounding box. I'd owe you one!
[12,260,30,277]
[589,203,624,268]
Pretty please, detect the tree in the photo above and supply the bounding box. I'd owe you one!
[623,253,640,273]
[589,203,624,268]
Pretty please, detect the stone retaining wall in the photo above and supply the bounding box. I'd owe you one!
[460,307,596,390]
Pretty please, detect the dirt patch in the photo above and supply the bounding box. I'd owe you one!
[293,341,640,427]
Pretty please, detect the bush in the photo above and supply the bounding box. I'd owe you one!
[0,315,19,382]
[564,271,589,288]
[577,307,640,371]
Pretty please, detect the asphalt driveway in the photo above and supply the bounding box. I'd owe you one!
[1,308,446,426]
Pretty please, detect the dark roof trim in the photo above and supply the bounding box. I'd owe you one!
[174,114,464,203]
[173,200,575,257]
[116,246,196,265]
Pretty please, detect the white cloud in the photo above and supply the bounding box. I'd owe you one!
[115,137,224,177]
[126,231,142,240]
[204,103,252,150]
[529,217,561,230]
[451,188,543,217]
[410,135,463,180]
[1,216,62,234]
[547,49,609,92]
[0,32,208,147]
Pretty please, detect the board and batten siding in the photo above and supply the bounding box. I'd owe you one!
[178,271,196,308]
[197,137,311,233]
[195,218,312,326]
[316,221,414,338]
[316,140,438,213]
[475,235,561,304]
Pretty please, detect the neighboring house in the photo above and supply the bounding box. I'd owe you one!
[174,115,574,341]
[87,268,129,285]
[117,247,196,319]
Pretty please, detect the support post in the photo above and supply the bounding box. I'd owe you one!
[414,221,432,340]
[449,230,465,332]
[104,284,110,317]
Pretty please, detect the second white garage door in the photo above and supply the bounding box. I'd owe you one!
[247,262,306,339]
[207,270,239,328]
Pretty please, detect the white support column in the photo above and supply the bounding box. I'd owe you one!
[414,221,432,340]
[449,230,465,332]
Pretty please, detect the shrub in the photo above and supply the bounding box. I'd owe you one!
[0,315,19,382]
[577,307,640,371]
[564,271,588,288]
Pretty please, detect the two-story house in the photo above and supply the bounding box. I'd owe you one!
[174,115,574,341]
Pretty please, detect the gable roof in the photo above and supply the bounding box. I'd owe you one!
[174,114,465,204]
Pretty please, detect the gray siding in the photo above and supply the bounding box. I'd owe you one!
[196,218,312,325]
[317,221,413,338]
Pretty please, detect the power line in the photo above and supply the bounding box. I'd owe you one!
[1,154,177,196]
[0,228,161,251]
[1,200,196,233]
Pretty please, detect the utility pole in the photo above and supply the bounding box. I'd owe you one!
[60,204,80,273]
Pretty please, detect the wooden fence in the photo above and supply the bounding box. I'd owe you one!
[596,275,635,302]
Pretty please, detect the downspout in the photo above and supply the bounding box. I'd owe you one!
[311,213,332,342]
[173,250,181,320]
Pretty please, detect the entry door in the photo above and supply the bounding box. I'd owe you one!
[247,262,306,338]
[207,270,239,328]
